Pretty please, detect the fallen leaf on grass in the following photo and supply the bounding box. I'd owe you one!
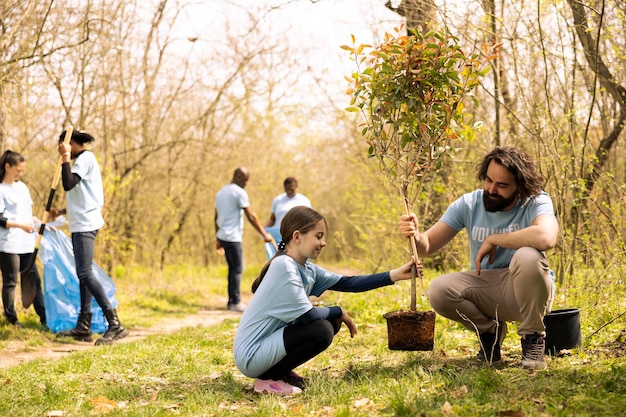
[450,385,469,398]
[89,395,118,414]
[354,397,374,408]
[47,411,64,417]
[218,403,239,411]
[428,363,445,372]
[441,401,455,416]
[208,371,222,379]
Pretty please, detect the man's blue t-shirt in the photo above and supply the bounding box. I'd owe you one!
[440,189,555,270]
[233,255,341,377]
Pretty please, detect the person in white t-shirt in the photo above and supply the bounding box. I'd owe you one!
[264,177,311,243]
[0,150,46,328]
[50,130,128,345]
[215,167,272,312]
[399,146,559,370]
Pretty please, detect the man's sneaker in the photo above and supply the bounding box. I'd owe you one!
[282,370,307,390]
[521,334,547,370]
[477,321,506,364]
[227,302,246,312]
[254,379,302,395]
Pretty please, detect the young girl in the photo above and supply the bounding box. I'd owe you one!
[0,150,46,327]
[233,206,417,395]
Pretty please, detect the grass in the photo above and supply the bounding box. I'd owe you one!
[0,261,625,416]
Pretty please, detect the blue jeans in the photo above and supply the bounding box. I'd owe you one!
[218,239,243,305]
[72,230,112,313]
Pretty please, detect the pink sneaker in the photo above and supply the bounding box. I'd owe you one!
[254,379,302,395]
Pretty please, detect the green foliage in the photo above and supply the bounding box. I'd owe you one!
[344,27,499,206]
[341,161,409,272]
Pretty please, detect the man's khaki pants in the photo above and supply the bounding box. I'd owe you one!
[427,247,554,336]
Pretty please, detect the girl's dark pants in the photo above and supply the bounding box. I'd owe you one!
[0,252,46,324]
[258,319,340,381]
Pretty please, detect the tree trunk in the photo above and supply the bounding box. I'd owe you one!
[566,0,626,223]
[385,0,437,35]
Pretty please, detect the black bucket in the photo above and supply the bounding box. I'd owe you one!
[543,308,581,355]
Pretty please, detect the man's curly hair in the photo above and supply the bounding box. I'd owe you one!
[476,146,544,202]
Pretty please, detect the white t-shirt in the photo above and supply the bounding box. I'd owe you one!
[440,189,556,270]
[271,193,312,227]
[215,183,249,242]
[266,192,312,242]
[66,151,105,233]
[233,255,341,377]
[0,181,36,254]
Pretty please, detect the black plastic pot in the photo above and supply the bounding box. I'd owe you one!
[543,308,581,355]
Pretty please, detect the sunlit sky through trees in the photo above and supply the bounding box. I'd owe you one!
[163,0,405,143]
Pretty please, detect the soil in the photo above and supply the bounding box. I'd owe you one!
[0,309,242,369]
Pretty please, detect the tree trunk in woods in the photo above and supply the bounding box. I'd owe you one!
[566,0,626,222]
[385,0,436,35]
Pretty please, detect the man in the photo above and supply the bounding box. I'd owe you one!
[264,177,312,243]
[215,167,272,312]
[399,146,558,369]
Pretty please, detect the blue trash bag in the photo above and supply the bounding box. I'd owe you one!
[263,227,280,259]
[265,226,281,244]
[264,241,277,259]
[38,228,118,334]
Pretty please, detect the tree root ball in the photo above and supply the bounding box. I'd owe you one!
[383,310,436,351]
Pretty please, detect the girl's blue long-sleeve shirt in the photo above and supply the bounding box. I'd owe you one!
[233,255,393,377]
[295,272,392,324]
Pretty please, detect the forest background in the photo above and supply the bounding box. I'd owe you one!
[0,0,624,327]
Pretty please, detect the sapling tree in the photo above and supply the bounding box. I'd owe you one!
[344,27,499,309]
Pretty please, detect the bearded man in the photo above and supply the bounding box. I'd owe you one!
[399,146,558,370]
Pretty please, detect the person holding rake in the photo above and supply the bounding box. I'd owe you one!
[50,130,128,345]
[234,206,418,395]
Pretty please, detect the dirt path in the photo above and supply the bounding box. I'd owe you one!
[0,309,240,369]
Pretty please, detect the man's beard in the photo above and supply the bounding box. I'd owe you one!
[483,191,519,212]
